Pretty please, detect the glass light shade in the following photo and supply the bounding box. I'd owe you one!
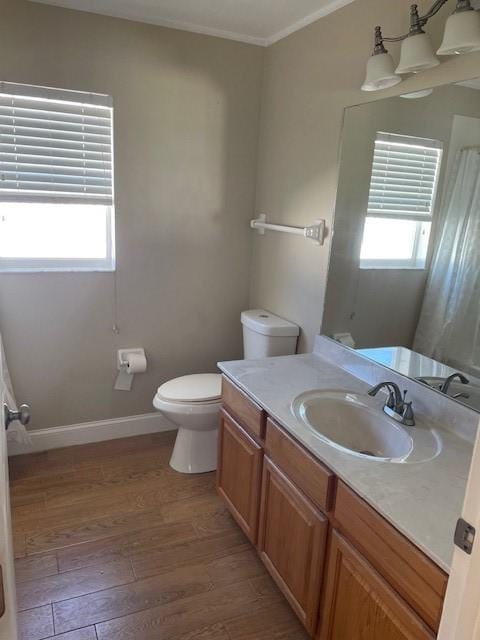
[361,52,402,92]
[437,9,480,55]
[396,32,440,74]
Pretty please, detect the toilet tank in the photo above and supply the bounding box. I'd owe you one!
[241,309,299,359]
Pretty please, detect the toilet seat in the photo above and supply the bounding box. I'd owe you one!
[153,395,222,415]
[155,373,222,405]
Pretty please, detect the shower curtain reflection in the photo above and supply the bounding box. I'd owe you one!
[414,147,480,375]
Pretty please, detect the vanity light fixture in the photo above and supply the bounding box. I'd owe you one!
[362,0,480,92]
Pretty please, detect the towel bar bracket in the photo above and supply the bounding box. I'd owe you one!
[251,213,268,235]
[305,219,326,246]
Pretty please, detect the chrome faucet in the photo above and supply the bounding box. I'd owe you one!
[439,373,470,396]
[367,382,415,426]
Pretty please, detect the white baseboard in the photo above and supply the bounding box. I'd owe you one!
[8,412,176,456]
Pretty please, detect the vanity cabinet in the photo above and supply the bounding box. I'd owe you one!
[258,457,328,634]
[217,408,263,543]
[318,531,435,640]
[217,376,448,639]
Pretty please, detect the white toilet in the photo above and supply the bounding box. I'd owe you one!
[153,309,299,474]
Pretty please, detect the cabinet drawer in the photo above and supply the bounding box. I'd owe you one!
[221,376,266,441]
[265,418,335,513]
[333,481,448,632]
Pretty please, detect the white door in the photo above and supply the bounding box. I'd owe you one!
[0,349,18,640]
[438,413,480,639]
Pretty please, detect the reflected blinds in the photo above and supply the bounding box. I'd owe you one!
[367,132,442,222]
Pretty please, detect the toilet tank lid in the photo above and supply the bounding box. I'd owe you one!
[157,373,222,403]
[241,309,299,337]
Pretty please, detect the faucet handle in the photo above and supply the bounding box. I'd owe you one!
[402,401,415,426]
[385,388,396,409]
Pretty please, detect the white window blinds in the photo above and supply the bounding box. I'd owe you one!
[368,132,442,222]
[0,82,113,205]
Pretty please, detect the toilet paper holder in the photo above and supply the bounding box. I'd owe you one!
[115,348,147,392]
[117,348,147,372]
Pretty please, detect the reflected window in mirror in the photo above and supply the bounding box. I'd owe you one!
[360,132,443,269]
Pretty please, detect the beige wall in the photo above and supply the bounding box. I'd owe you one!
[250,0,480,353]
[0,0,264,429]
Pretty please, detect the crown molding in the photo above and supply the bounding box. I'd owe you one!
[265,0,357,45]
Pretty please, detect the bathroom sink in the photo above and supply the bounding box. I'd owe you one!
[291,390,414,461]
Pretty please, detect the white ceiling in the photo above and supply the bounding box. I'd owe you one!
[29,0,357,46]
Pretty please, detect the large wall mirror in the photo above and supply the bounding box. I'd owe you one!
[323,77,480,412]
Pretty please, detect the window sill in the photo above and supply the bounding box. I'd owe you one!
[359,266,427,271]
[0,264,116,274]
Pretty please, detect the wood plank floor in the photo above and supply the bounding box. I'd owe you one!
[9,431,309,640]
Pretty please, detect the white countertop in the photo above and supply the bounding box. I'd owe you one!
[218,349,475,573]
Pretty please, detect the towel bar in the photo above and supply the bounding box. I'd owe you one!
[250,214,326,246]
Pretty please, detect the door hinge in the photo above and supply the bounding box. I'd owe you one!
[454,518,476,555]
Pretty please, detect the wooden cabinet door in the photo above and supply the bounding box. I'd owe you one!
[217,409,263,543]
[258,457,328,635]
[333,482,446,631]
[318,530,436,640]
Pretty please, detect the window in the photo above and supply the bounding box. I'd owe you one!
[0,82,114,272]
[360,132,442,269]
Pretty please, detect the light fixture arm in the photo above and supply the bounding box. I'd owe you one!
[418,0,451,25]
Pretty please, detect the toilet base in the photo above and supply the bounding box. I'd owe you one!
[170,426,218,474]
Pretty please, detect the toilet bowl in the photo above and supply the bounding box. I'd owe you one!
[153,373,222,474]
